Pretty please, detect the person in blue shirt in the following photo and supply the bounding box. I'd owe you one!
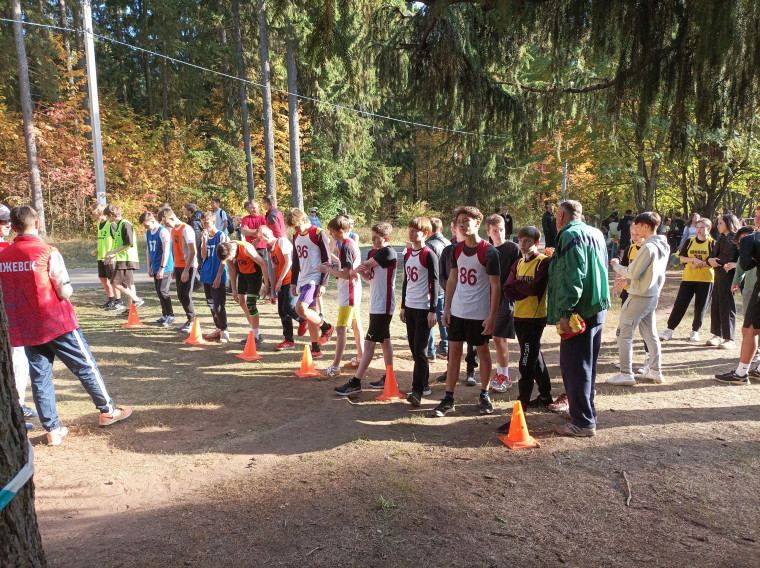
[307,207,322,228]
[199,211,230,342]
[139,211,175,326]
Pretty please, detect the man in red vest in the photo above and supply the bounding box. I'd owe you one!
[0,206,132,445]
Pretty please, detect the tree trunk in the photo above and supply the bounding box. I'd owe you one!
[161,8,170,203]
[0,283,47,566]
[257,0,277,200]
[115,7,128,104]
[13,0,47,238]
[141,0,152,115]
[285,15,303,209]
[233,0,255,201]
[36,0,50,41]
[58,0,75,90]
[218,0,234,124]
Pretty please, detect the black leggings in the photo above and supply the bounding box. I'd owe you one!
[153,275,174,317]
[203,283,227,331]
[514,321,551,405]
[174,267,197,320]
[405,308,431,394]
[710,270,736,340]
[666,280,712,332]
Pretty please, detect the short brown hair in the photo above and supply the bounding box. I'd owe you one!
[454,206,483,223]
[263,195,276,207]
[371,222,393,239]
[216,241,236,261]
[138,211,155,224]
[328,215,352,232]
[90,203,105,216]
[285,208,309,228]
[518,226,541,242]
[633,211,661,231]
[559,200,582,219]
[10,206,38,233]
[430,217,443,232]
[408,217,432,234]
[104,204,122,218]
[485,214,505,229]
[183,202,197,214]
[158,208,175,223]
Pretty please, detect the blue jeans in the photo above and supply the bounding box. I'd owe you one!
[428,294,447,355]
[25,329,114,431]
[559,311,605,429]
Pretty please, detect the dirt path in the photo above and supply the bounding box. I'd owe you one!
[29,275,760,567]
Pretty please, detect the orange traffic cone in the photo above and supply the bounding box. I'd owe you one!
[182,317,207,345]
[122,303,145,329]
[237,330,263,361]
[294,345,319,378]
[375,365,405,402]
[499,401,540,449]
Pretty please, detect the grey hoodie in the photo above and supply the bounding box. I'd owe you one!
[613,234,670,297]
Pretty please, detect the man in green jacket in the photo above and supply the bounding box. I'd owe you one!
[548,200,610,437]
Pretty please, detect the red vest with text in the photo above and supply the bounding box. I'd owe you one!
[0,236,79,347]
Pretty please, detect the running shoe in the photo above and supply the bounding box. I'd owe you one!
[274,340,295,351]
[297,320,308,336]
[465,371,477,386]
[319,365,342,380]
[555,423,596,437]
[432,397,455,417]
[99,406,133,426]
[714,371,749,385]
[490,373,512,393]
[369,375,386,389]
[318,324,335,346]
[479,393,494,415]
[406,391,422,407]
[22,406,38,418]
[47,426,68,446]
[335,379,361,396]
[548,393,569,413]
[203,329,222,342]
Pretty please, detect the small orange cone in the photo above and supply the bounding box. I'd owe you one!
[122,303,145,329]
[499,401,540,449]
[182,317,207,345]
[237,330,263,361]
[375,365,405,402]
[294,345,319,377]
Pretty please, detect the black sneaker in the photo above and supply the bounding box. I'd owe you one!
[119,308,131,317]
[479,393,494,415]
[369,375,386,390]
[465,371,477,386]
[749,367,760,379]
[427,352,436,362]
[432,397,455,417]
[406,391,422,407]
[526,396,553,409]
[422,386,432,396]
[106,301,124,312]
[152,316,167,326]
[438,348,448,359]
[133,298,145,308]
[178,320,193,334]
[100,299,114,309]
[436,372,448,384]
[335,379,361,396]
[714,371,750,385]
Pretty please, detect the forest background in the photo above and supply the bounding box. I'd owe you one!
[1,0,760,237]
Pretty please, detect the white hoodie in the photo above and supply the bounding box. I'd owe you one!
[613,234,670,297]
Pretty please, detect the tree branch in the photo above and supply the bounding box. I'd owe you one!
[497,79,617,94]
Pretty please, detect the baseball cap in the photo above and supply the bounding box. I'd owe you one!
[309,207,317,213]
[0,205,10,222]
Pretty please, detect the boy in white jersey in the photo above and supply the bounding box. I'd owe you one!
[401,217,440,406]
[433,206,501,416]
[317,215,364,378]
[485,213,522,393]
[286,208,335,359]
[335,222,398,396]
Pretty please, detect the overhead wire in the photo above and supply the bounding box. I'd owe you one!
[0,17,509,140]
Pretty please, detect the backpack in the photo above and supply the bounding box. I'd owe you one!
[221,209,235,234]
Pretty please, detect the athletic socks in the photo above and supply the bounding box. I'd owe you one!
[312,341,320,352]
[481,389,489,396]
[735,362,750,377]
[445,391,454,399]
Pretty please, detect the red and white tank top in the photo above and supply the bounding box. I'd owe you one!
[367,246,397,315]
[294,226,324,287]
[404,247,432,310]
[451,240,491,321]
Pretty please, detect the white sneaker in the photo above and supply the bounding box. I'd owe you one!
[637,368,665,383]
[689,331,700,342]
[606,372,636,386]
[47,426,69,446]
[705,336,722,346]
[220,329,230,343]
[717,340,736,350]
[636,363,650,376]
[614,361,620,369]
[660,329,673,341]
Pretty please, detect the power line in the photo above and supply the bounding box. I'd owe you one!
[1,17,509,140]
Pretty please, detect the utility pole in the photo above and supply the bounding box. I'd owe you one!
[82,0,107,206]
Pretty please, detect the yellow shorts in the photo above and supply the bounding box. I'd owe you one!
[336,306,357,327]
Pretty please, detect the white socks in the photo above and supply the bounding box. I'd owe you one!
[735,362,750,377]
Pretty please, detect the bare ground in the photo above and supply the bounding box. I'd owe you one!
[28,271,760,567]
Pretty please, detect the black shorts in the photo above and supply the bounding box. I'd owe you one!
[97,260,115,280]
[447,314,491,346]
[237,270,263,296]
[743,287,760,329]
[492,298,516,339]
[365,313,393,343]
[111,268,134,287]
